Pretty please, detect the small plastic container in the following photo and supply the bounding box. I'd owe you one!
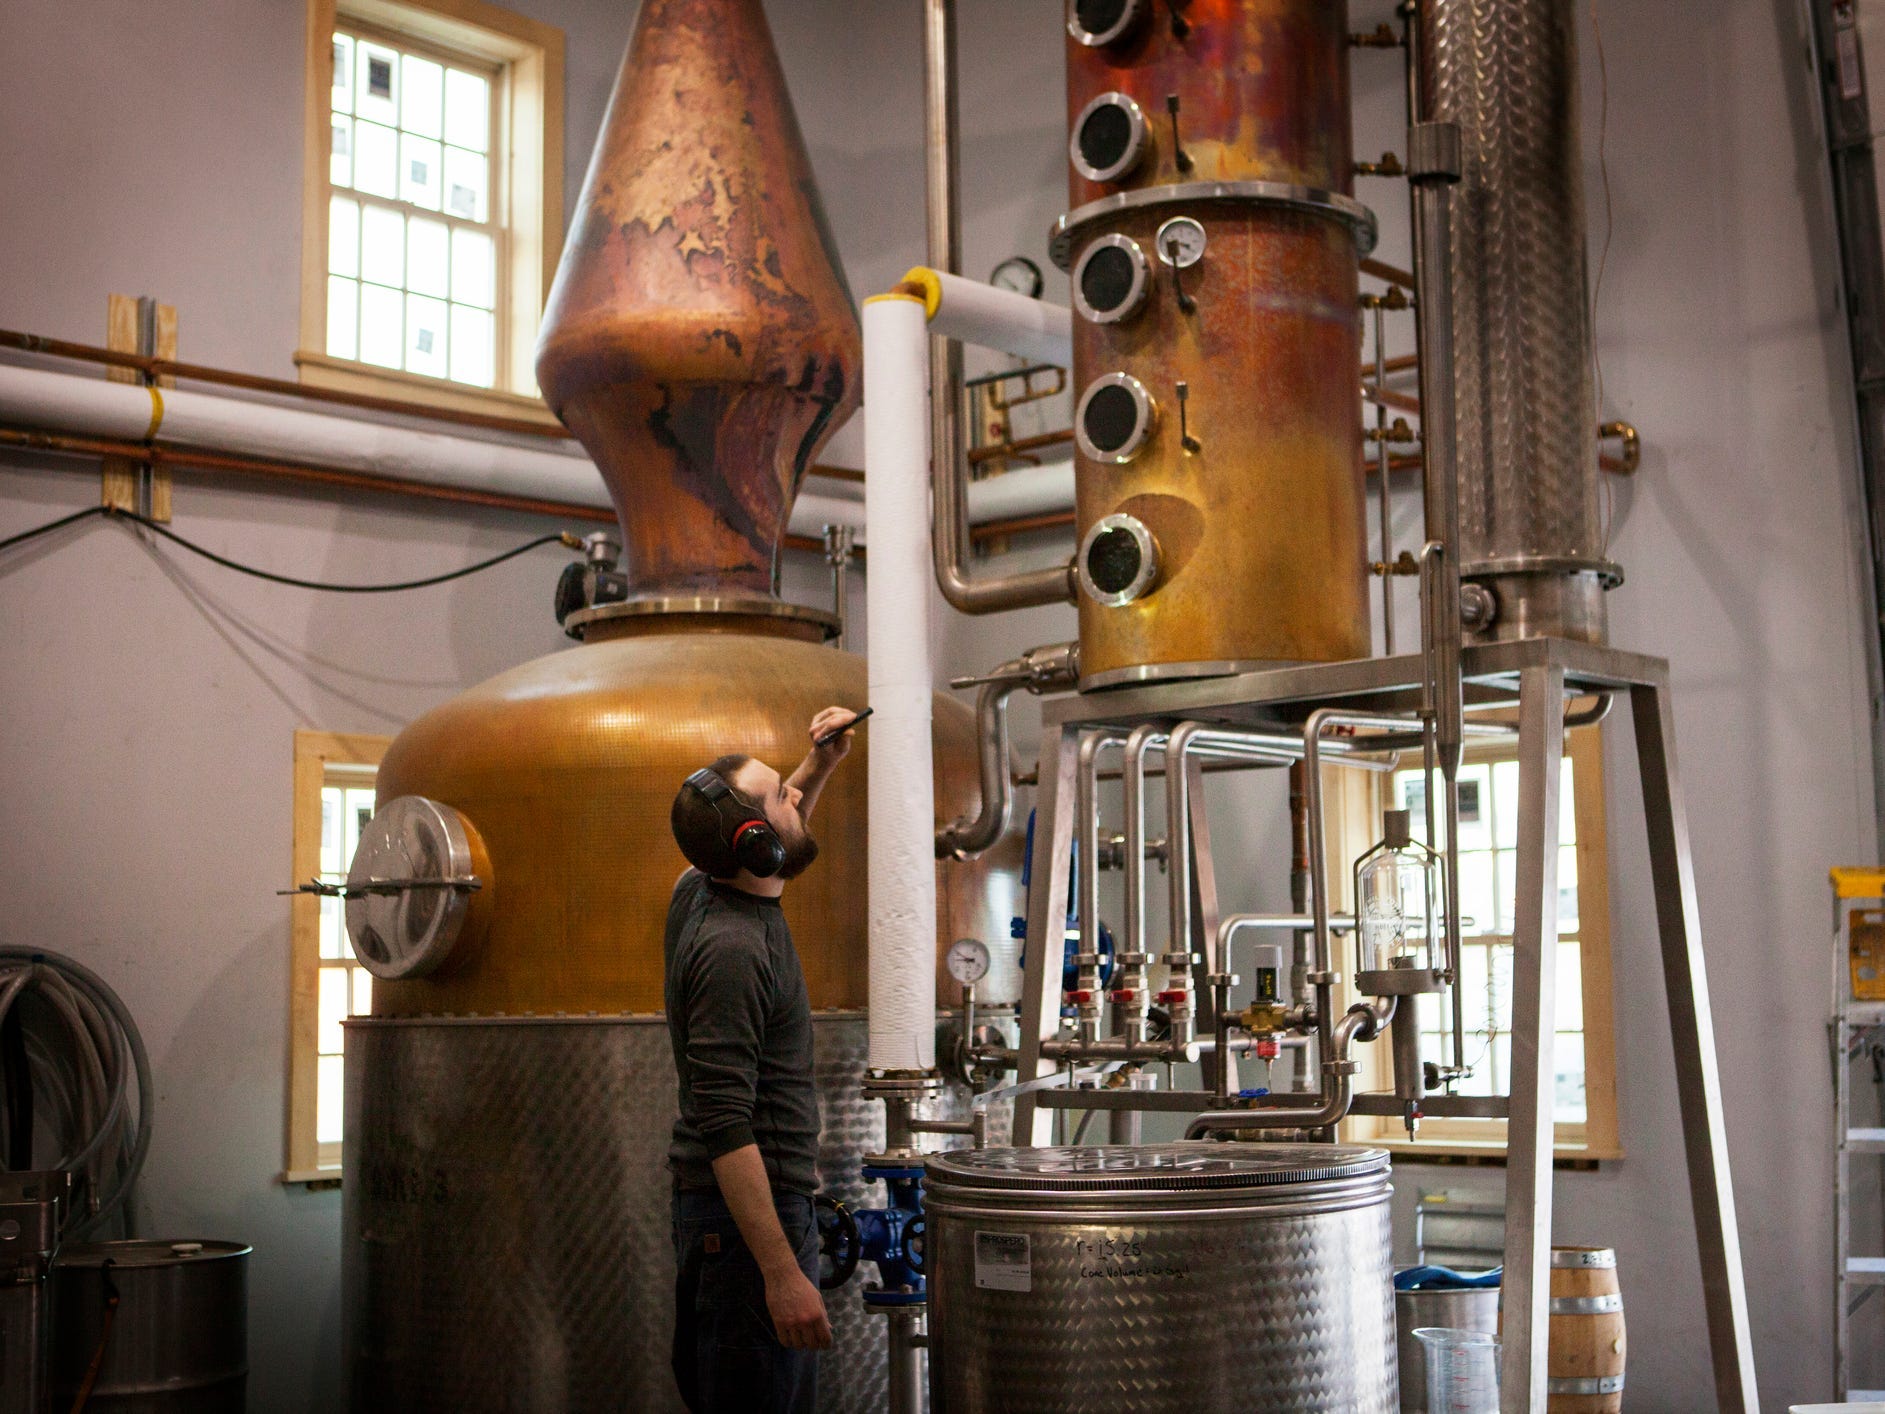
[1415,1327,1501,1414]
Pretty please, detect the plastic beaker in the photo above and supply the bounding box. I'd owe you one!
[1414,1327,1500,1414]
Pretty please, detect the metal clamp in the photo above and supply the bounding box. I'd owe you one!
[1050,180,1379,267]
[1405,121,1462,184]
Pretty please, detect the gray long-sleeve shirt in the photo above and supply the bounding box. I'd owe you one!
[664,869,820,1195]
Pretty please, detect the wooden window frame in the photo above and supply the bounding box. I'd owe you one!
[284,729,390,1184]
[298,0,564,424]
[1337,717,1623,1161]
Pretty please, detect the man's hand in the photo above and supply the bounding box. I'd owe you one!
[807,705,861,763]
[763,1262,834,1350]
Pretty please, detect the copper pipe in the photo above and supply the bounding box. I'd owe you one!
[969,510,1073,544]
[1356,367,1642,476]
[0,329,572,441]
[1365,384,1423,414]
[1361,257,1417,290]
[1599,420,1641,474]
[967,428,1073,466]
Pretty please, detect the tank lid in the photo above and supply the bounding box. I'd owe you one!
[925,1141,1387,1193]
[55,1239,251,1268]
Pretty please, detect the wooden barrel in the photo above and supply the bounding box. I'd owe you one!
[1548,1247,1626,1411]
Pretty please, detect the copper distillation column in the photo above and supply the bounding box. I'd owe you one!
[1057,0,1376,689]
[340,3,1018,1408]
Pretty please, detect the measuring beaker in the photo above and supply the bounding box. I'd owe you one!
[1414,1327,1501,1413]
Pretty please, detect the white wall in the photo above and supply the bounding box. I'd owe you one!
[1,0,1877,1409]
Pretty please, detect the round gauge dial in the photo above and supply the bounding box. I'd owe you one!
[945,937,992,985]
[1155,216,1207,269]
[990,256,1045,299]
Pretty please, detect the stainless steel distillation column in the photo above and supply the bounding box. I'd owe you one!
[1418,0,1620,643]
[1412,2,1756,1407]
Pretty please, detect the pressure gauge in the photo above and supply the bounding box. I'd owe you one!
[1155,216,1207,269]
[990,256,1044,299]
[945,937,991,985]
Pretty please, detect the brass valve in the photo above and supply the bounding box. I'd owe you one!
[1239,1001,1292,1035]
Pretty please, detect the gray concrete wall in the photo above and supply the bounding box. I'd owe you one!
[0,0,1876,1409]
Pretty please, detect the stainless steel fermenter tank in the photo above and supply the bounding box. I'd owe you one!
[923,1143,1398,1411]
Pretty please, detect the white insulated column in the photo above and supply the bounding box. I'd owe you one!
[862,292,937,1073]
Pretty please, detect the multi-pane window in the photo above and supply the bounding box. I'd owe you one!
[287,731,388,1182]
[1391,750,1596,1130]
[315,771,378,1152]
[326,29,500,388]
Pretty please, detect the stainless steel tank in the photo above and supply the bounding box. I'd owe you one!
[344,1012,915,1414]
[50,1240,249,1412]
[924,1142,1398,1411]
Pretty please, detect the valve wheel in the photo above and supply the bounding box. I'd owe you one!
[814,1193,861,1290]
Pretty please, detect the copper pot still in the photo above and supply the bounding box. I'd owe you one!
[369,0,1022,1019]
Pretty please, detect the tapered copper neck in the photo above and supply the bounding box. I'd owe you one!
[536,0,860,601]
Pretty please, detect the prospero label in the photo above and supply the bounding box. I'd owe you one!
[974,1231,1031,1292]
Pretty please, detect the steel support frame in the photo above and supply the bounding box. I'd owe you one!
[1010,636,1758,1413]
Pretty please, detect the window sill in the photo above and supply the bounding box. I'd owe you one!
[295,350,561,428]
[1366,1138,1622,1169]
[280,1168,344,1190]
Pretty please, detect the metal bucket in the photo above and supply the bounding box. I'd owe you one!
[1395,1286,1501,1412]
[50,1240,249,1412]
[924,1142,1398,1411]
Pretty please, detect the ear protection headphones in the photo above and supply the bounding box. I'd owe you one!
[684,768,787,879]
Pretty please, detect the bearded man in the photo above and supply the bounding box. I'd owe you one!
[663,706,861,1413]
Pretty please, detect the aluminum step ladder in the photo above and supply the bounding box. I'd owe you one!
[1831,867,1885,1402]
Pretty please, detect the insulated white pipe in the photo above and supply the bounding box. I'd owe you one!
[0,363,606,505]
[902,266,1073,368]
[862,292,937,1072]
[0,363,1073,545]
[966,460,1074,523]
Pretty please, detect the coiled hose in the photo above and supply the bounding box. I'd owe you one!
[0,949,152,1239]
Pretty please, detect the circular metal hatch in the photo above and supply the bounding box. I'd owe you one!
[345,795,482,980]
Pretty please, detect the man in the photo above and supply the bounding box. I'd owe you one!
[665,706,861,1414]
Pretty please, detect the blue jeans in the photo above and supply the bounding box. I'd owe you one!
[670,1188,820,1414]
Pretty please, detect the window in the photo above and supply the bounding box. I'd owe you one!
[285,730,390,1182]
[1341,719,1621,1158]
[298,0,564,420]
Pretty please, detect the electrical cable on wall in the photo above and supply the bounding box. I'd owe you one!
[0,503,580,591]
[0,948,153,1240]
